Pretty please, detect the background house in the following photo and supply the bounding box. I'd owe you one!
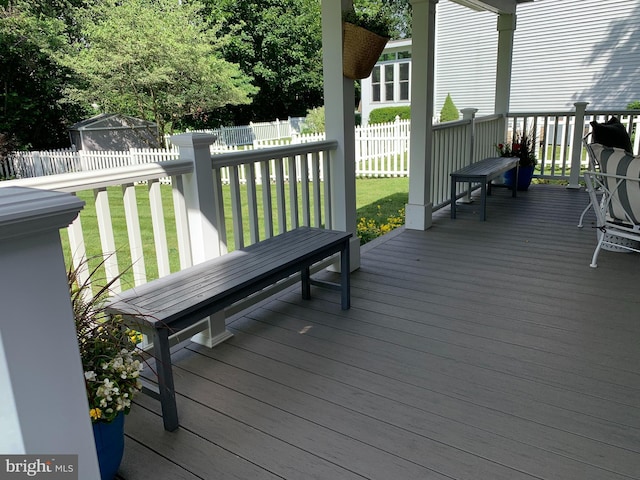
[361,0,640,125]
[68,113,160,151]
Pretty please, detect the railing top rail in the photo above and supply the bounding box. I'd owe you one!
[0,159,193,193]
[433,118,472,131]
[475,113,503,124]
[210,140,339,169]
[507,109,640,117]
[585,109,640,116]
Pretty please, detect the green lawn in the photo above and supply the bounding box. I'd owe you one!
[62,177,409,287]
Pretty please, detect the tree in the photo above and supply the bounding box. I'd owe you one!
[354,0,412,39]
[204,0,324,125]
[440,93,459,122]
[63,0,257,141]
[0,1,87,150]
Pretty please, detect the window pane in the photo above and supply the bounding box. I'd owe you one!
[373,85,380,102]
[372,66,380,83]
[384,64,394,81]
[385,83,394,101]
[400,82,409,101]
[399,63,409,81]
[398,50,411,59]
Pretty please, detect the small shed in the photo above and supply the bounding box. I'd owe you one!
[68,114,160,151]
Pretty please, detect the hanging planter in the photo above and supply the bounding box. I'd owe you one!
[342,22,389,80]
[342,9,391,80]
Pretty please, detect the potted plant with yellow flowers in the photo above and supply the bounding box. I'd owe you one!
[69,259,144,480]
[342,8,392,80]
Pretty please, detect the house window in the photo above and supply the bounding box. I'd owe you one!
[384,64,394,101]
[399,62,410,101]
[372,66,381,102]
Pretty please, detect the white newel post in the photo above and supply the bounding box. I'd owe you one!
[0,187,100,479]
[170,133,234,348]
[568,101,589,190]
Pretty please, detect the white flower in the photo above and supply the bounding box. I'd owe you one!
[84,371,96,381]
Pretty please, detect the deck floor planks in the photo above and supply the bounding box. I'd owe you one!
[120,185,640,480]
[223,306,640,475]
[177,340,631,480]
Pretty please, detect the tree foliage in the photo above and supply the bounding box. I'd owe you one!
[203,0,324,125]
[440,93,459,122]
[0,1,87,150]
[63,0,257,140]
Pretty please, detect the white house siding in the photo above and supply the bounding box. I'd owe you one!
[360,0,640,123]
[510,0,640,111]
[434,1,497,117]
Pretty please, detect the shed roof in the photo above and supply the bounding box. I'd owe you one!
[69,114,157,132]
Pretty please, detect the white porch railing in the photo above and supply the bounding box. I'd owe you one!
[5,104,640,223]
[0,139,338,301]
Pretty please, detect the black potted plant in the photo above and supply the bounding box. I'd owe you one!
[342,9,392,80]
[496,130,538,190]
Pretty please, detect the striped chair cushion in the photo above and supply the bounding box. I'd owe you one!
[589,143,640,225]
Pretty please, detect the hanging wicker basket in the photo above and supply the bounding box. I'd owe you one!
[342,22,389,80]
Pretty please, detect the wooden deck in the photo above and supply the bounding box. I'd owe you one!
[118,184,640,480]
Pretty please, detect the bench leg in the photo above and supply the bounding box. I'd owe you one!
[340,241,351,310]
[450,177,457,219]
[301,265,311,300]
[153,328,179,431]
[480,183,487,221]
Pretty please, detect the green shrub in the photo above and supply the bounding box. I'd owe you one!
[440,93,459,122]
[626,101,640,110]
[368,106,410,124]
[301,106,325,134]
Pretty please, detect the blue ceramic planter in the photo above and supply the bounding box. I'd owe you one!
[504,165,534,191]
[93,413,125,480]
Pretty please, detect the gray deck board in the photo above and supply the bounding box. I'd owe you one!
[120,184,640,480]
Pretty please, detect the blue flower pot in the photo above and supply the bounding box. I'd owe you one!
[504,165,534,191]
[93,413,125,480]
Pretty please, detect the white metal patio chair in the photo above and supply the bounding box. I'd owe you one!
[584,170,640,267]
[577,133,599,228]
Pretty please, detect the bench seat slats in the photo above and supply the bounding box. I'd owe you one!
[107,228,349,328]
[104,226,351,432]
[450,157,520,221]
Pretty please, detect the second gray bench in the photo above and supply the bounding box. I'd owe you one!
[450,157,520,221]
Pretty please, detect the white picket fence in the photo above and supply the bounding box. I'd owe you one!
[169,118,302,147]
[3,118,411,181]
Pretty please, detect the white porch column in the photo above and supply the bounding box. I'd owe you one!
[322,0,360,270]
[0,187,100,479]
[170,133,233,347]
[494,13,516,132]
[406,0,437,231]
[568,101,590,190]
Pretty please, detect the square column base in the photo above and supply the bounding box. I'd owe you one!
[405,203,433,231]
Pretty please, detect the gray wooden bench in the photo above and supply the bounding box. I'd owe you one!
[450,157,520,221]
[106,226,351,431]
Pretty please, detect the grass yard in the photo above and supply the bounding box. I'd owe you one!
[61,177,409,288]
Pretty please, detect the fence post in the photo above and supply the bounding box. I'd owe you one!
[567,101,589,190]
[170,132,233,348]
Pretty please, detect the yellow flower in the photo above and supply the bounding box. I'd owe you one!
[89,408,102,420]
